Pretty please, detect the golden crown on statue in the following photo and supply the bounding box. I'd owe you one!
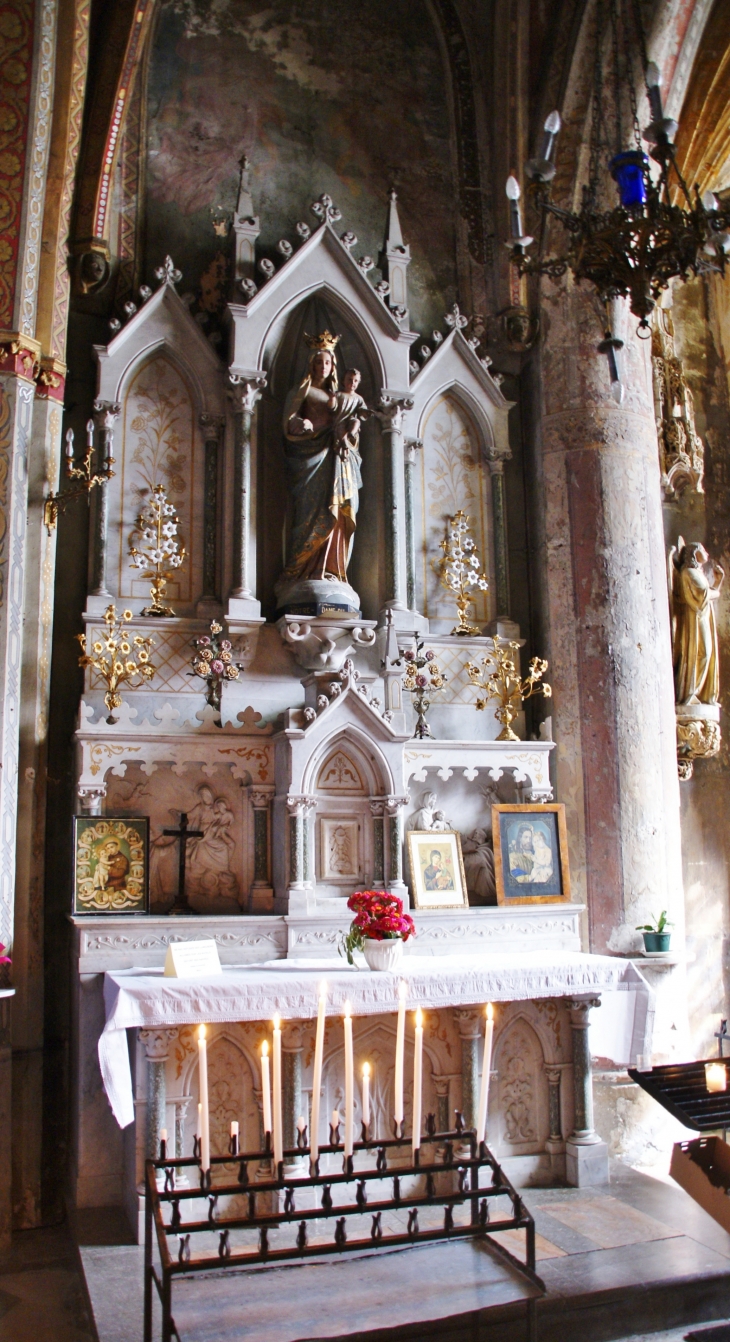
[304,329,341,353]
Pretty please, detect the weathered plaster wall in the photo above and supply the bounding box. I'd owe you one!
[142,0,459,336]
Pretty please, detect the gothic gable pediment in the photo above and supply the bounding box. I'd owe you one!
[408,328,514,462]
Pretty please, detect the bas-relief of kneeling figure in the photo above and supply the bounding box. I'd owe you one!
[275,330,370,611]
[669,538,724,706]
[408,789,497,904]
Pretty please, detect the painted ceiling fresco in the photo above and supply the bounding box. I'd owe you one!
[145,0,459,333]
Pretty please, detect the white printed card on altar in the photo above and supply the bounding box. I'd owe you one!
[163,940,223,978]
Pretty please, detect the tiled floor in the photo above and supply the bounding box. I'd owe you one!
[5,1162,730,1341]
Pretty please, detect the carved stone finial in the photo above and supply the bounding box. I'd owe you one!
[382,189,410,319]
[310,193,342,224]
[356,255,374,274]
[154,256,182,288]
[444,303,468,331]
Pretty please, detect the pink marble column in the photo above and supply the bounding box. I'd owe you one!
[539,281,683,953]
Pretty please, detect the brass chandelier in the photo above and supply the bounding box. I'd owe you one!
[506,0,730,392]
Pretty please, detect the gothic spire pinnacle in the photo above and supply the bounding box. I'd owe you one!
[381,189,411,327]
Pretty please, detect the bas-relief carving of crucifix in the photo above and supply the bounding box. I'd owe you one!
[164,812,204,915]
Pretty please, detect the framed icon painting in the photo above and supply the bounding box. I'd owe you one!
[492,804,570,905]
[73,817,149,914]
[407,830,469,910]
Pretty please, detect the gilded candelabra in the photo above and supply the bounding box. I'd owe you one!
[129,485,186,617]
[401,638,448,739]
[77,604,157,722]
[433,510,489,636]
[466,635,551,741]
[44,422,115,534]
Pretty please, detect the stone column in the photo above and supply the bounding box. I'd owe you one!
[403,437,422,612]
[282,1024,304,1170]
[565,997,607,1186]
[386,796,408,897]
[228,375,265,616]
[376,396,413,619]
[287,798,306,895]
[545,1067,563,1145]
[140,1029,177,1161]
[248,787,274,912]
[539,281,684,953]
[433,1074,450,1136]
[199,413,224,604]
[370,801,386,887]
[454,1010,481,1130]
[487,455,510,619]
[88,401,119,605]
[174,1097,191,1159]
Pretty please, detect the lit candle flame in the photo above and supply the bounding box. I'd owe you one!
[487,1003,494,1021]
[416,1007,423,1028]
[362,1061,370,1077]
[273,1012,281,1031]
[198,1024,206,1041]
[261,1040,269,1057]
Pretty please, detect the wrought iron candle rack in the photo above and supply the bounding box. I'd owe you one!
[144,1114,543,1342]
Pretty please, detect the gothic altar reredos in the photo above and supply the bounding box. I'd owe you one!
[77,182,553,916]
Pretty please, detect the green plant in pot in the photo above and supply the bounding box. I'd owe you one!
[636,910,673,953]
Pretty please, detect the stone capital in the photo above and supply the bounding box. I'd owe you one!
[77,785,106,816]
[248,787,274,809]
[375,394,414,433]
[286,794,317,818]
[404,437,423,466]
[139,1027,178,1061]
[567,996,601,1027]
[228,373,266,414]
[453,1008,483,1040]
[544,1067,562,1086]
[282,1023,304,1052]
[92,399,121,432]
[199,412,225,441]
[385,795,409,817]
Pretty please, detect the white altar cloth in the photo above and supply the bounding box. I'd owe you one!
[99,950,643,1128]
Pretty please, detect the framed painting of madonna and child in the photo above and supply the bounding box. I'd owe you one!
[492,804,570,905]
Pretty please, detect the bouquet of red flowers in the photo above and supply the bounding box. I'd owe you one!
[341,890,416,965]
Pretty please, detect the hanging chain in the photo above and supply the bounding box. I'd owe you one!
[620,0,642,151]
[587,0,607,208]
[610,0,623,157]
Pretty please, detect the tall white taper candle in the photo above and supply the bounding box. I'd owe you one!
[412,1008,423,1154]
[272,1014,283,1168]
[362,1062,371,1130]
[197,1025,210,1172]
[344,1001,354,1158]
[476,1004,494,1143]
[394,980,407,1128]
[310,981,327,1164]
[260,1040,272,1140]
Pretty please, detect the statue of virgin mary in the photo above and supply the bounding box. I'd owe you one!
[275,331,369,614]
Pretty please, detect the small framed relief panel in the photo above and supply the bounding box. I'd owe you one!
[492,804,570,905]
[407,830,468,910]
[73,817,149,914]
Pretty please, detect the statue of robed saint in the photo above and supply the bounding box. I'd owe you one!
[275,331,369,610]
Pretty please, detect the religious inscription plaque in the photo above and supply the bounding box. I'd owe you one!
[73,816,149,914]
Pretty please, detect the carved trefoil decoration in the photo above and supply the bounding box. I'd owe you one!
[669,538,725,780]
[652,310,704,498]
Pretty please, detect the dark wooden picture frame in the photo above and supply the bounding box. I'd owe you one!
[492,804,571,905]
[73,816,149,915]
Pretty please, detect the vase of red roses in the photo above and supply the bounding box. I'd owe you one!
[341,891,416,970]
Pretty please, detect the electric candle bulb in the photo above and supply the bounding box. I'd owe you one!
[65,428,74,459]
[705,1062,727,1094]
[505,176,523,239]
[645,61,661,88]
[703,190,719,213]
[540,109,562,162]
[86,419,95,447]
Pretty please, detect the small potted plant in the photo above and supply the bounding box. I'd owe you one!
[341,891,416,971]
[636,910,673,954]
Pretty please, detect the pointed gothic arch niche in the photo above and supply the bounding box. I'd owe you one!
[415,388,496,629]
[491,1016,549,1157]
[256,291,383,621]
[108,348,204,610]
[304,727,392,894]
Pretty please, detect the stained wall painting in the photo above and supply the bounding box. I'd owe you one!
[417,394,494,629]
[144,0,458,335]
[112,354,201,606]
[105,763,247,914]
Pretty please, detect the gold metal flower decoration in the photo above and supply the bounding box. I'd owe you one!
[432,510,489,636]
[466,635,551,741]
[129,485,186,617]
[77,604,157,722]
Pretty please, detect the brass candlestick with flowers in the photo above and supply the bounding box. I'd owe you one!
[190,620,244,719]
[433,510,489,636]
[400,637,448,739]
[129,484,186,617]
[466,635,551,741]
[77,604,156,723]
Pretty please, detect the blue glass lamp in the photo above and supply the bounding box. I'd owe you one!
[609,150,649,208]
